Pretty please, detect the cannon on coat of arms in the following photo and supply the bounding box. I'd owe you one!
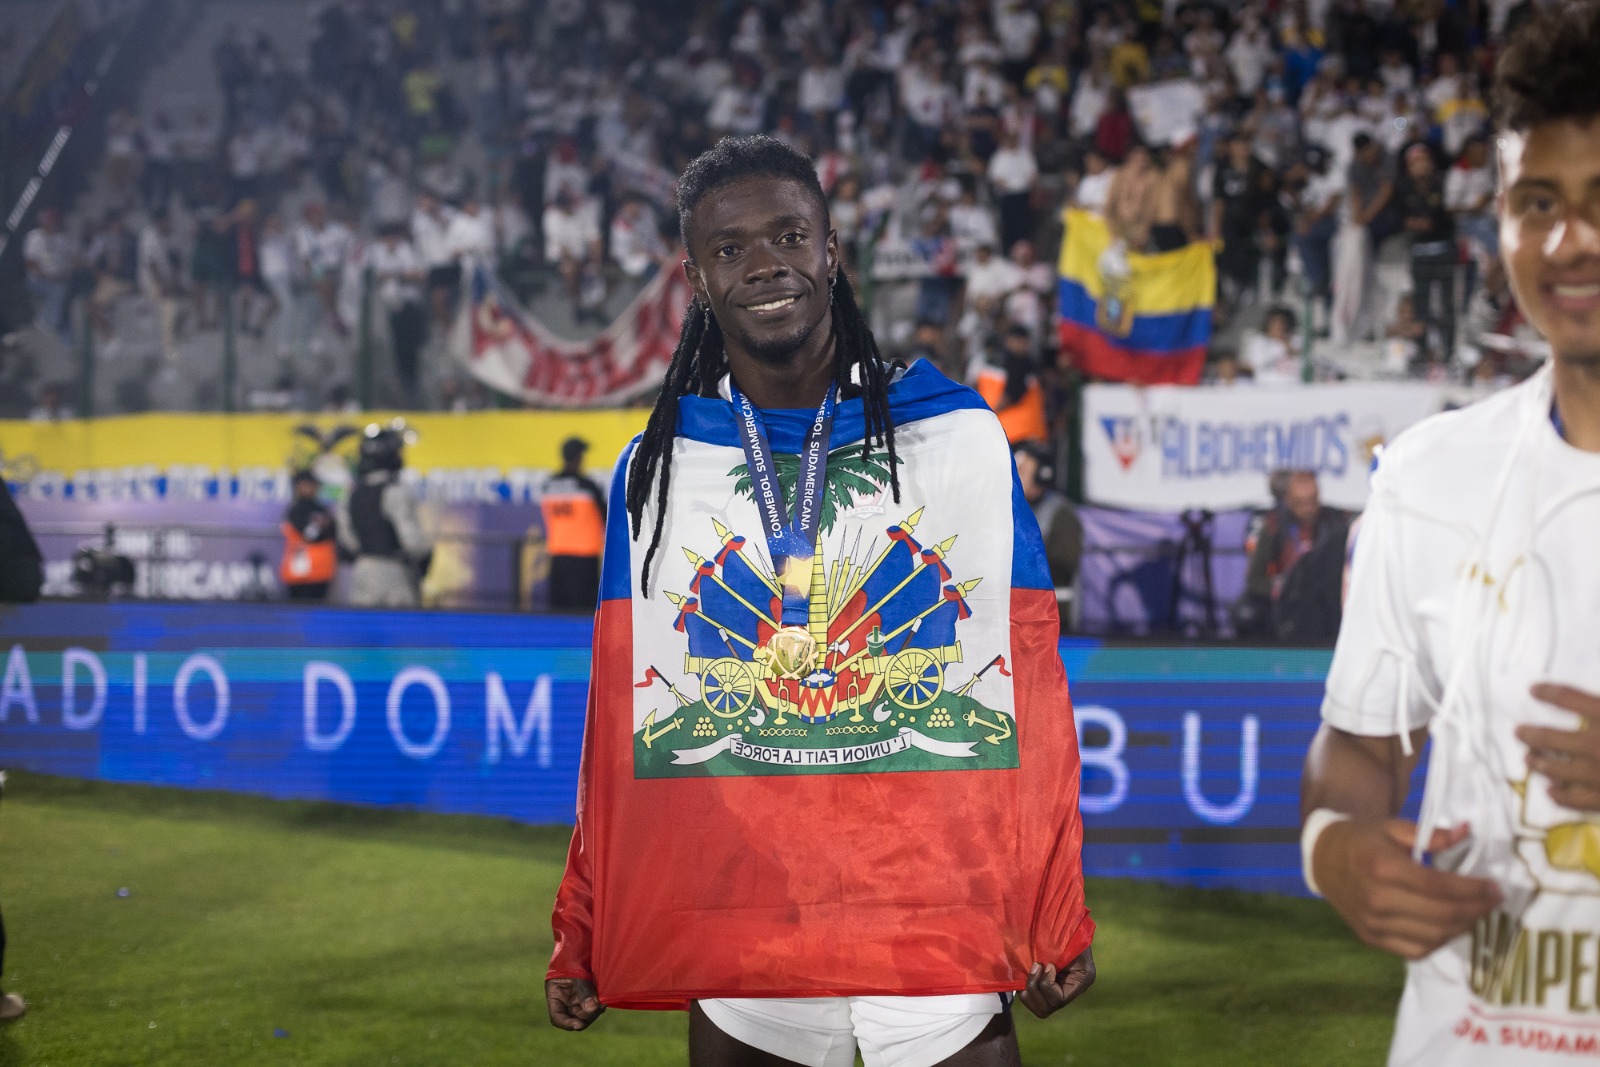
[667,510,980,726]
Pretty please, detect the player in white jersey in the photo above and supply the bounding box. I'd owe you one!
[1301,5,1600,1064]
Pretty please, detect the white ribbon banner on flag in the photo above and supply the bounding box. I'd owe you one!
[670,728,979,767]
[453,258,691,408]
[1082,382,1459,511]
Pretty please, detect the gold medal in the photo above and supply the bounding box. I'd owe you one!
[764,625,819,680]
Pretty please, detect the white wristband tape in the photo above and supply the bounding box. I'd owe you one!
[1301,808,1354,898]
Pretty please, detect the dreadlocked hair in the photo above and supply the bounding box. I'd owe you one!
[626,134,902,596]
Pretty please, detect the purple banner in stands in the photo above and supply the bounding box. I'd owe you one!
[16,498,552,611]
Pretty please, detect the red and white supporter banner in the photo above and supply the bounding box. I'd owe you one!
[454,258,691,407]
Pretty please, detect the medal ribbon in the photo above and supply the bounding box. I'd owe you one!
[729,381,836,627]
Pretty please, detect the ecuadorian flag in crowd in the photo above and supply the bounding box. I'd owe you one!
[1057,207,1214,385]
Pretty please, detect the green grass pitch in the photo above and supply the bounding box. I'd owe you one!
[0,773,1402,1066]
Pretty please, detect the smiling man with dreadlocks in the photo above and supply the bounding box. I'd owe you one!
[545,135,1095,1066]
[1301,6,1600,1064]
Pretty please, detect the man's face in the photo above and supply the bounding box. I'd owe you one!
[685,176,838,368]
[1498,121,1600,365]
[1286,474,1319,525]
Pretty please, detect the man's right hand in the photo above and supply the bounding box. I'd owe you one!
[546,977,605,1031]
[1314,818,1502,960]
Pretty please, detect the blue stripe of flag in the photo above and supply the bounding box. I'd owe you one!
[1057,278,1211,354]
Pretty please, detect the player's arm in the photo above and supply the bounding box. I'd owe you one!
[1303,724,1423,823]
[546,667,605,1032]
[1302,726,1501,960]
[546,734,604,1031]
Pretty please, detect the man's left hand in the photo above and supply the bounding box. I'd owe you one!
[1018,946,1095,1019]
[1517,684,1600,811]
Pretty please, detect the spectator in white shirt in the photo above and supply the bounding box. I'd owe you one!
[1185,11,1227,79]
[706,63,767,136]
[1239,305,1302,384]
[963,51,1008,116]
[829,174,865,265]
[544,137,589,208]
[494,190,534,261]
[294,201,354,337]
[1069,54,1112,140]
[1377,49,1415,96]
[137,210,184,367]
[140,110,178,211]
[446,197,496,267]
[1085,8,1125,57]
[963,241,1023,318]
[412,193,458,325]
[543,189,603,321]
[86,211,137,343]
[22,208,73,346]
[1226,12,1275,98]
[104,109,142,210]
[899,52,954,155]
[1445,133,1497,297]
[369,226,427,403]
[227,118,267,205]
[796,50,843,136]
[259,213,304,360]
[1074,148,1116,213]
[1421,52,1464,121]
[987,128,1039,250]
[608,196,668,280]
[948,184,999,255]
[994,0,1041,85]
[1002,238,1055,342]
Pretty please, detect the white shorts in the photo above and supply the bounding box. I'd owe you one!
[698,993,1008,1067]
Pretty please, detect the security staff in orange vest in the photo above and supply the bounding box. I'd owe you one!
[541,437,606,612]
[280,469,338,601]
[975,325,1051,445]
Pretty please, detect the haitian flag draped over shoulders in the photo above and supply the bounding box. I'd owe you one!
[549,360,1094,1008]
[1057,207,1214,386]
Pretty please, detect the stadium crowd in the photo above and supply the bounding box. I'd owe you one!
[17,0,1545,430]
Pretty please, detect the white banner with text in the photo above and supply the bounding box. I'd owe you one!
[1083,382,1457,511]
